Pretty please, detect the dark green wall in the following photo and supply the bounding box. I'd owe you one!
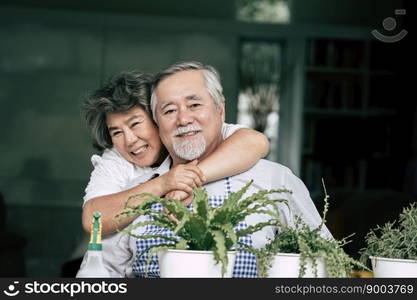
[0,6,239,277]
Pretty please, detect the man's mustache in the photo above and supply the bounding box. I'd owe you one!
[172,125,203,137]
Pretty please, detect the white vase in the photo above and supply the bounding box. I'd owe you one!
[267,253,327,278]
[157,249,237,278]
[370,256,417,278]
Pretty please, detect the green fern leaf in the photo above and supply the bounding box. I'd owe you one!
[211,230,228,277]
[193,188,210,221]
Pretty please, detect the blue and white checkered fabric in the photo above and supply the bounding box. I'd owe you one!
[132,202,175,278]
[133,177,258,277]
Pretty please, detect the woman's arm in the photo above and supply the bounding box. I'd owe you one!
[166,127,269,207]
[198,127,269,183]
[82,161,204,235]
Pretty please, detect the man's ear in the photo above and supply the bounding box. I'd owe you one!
[219,102,225,122]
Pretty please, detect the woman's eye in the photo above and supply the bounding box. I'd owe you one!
[112,131,122,137]
[190,103,201,108]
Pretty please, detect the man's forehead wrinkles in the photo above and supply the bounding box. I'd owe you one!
[159,96,202,109]
[186,94,202,100]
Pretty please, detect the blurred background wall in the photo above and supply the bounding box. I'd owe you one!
[0,0,413,277]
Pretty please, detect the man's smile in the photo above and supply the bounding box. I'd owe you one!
[172,125,203,138]
[175,130,201,138]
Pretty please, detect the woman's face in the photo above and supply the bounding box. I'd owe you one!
[106,106,163,168]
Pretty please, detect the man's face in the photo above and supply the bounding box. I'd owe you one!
[154,70,225,166]
[106,106,163,167]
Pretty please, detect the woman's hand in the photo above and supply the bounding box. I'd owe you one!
[165,190,194,206]
[160,160,205,195]
[160,160,204,222]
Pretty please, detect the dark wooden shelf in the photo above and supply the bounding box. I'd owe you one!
[302,38,397,194]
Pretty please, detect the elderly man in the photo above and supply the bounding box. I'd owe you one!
[107,61,331,278]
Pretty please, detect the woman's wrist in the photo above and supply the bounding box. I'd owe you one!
[196,163,210,184]
[154,174,168,196]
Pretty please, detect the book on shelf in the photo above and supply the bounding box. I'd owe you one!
[307,39,365,68]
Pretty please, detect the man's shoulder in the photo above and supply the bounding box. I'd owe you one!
[252,159,293,174]
[234,159,295,184]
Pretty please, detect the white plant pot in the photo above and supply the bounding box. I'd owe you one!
[157,249,237,278]
[371,256,417,278]
[267,253,327,278]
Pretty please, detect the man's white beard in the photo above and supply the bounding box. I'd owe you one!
[173,134,206,161]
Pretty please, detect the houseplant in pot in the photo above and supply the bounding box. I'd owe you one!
[255,183,367,278]
[359,202,417,277]
[117,180,290,277]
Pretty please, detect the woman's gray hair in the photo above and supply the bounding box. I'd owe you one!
[82,71,153,150]
[150,61,225,122]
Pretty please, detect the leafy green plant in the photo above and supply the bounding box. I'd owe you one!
[255,182,367,277]
[117,180,291,277]
[359,202,417,266]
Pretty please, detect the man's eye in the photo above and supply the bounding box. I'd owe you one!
[163,109,176,115]
[131,121,141,128]
[190,103,201,108]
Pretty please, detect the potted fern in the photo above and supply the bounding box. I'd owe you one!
[359,202,417,277]
[256,183,366,278]
[117,180,291,277]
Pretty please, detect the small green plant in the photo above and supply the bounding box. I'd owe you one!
[256,181,367,277]
[359,202,417,267]
[117,180,291,277]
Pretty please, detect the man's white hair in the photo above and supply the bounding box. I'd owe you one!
[150,61,225,122]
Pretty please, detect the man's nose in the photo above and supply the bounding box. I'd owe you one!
[176,108,193,126]
[124,128,139,146]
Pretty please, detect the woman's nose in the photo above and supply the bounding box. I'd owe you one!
[125,128,139,146]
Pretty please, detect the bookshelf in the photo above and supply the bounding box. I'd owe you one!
[301,38,397,196]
